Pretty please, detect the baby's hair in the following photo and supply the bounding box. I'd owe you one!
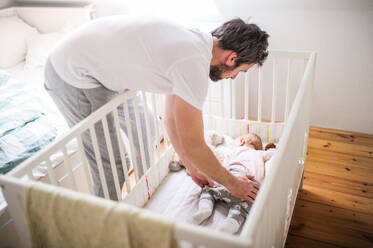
[248,133,263,150]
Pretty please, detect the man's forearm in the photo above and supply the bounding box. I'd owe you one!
[183,142,237,187]
[164,95,238,190]
[165,113,235,186]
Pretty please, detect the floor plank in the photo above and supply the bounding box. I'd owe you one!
[289,213,373,248]
[309,127,373,147]
[292,199,373,236]
[302,171,372,198]
[286,126,373,248]
[308,137,373,159]
[298,180,372,215]
[306,148,373,181]
[285,234,343,248]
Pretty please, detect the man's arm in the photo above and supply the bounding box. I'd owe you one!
[164,96,214,187]
[164,95,259,202]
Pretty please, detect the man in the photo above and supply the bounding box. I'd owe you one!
[45,16,269,202]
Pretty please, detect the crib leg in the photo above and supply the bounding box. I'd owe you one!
[298,170,305,192]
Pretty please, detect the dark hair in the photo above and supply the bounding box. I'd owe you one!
[211,18,269,66]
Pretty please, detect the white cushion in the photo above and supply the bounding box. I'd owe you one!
[15,7,92,33]
[0,15,38,68]
[25,32,64,70]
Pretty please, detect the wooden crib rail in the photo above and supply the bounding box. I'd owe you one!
[2,49,317,248]
[7,90,165,201]
[205,49,312,124]
[241,51,316,247]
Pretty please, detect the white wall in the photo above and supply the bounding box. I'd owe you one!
[212,0,373,134]
[11,0,373,133]
[124,0,373,134]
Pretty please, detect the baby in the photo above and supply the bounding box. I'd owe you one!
[192,133,275,234]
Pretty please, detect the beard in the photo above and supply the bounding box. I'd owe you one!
[209,64,236,82]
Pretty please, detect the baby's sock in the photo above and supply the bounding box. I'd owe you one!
[217,218,240,234]
[192,200,213,224]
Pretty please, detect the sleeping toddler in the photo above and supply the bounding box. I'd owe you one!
[192,133,276,234]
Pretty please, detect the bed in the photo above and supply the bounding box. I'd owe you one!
[0,5,94,246]
[0,6,317,248]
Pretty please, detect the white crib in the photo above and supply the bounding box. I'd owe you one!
[0,50,316,248]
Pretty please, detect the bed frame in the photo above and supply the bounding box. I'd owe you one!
[0,49,316,247]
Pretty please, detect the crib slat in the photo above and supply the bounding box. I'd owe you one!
[244,71,249,120]
[123,98,140,182]
[303,58,309,74]
[45,157,57,186]
[61,145,77,190]
[284,58,292,121]
[77,135,94,194]
[220,82,224,118]
[89,126,110,199]
[159,95,169,149]
[228,79,233,118]
[102,115,122,200]
[113,107,131,194]
[271,58,277,123]
[208,84,213,129]
[232,79,236,119]
[258,66,263,122]
[133,96,148,177]
[142,93,154,168]
[151,94,162,160]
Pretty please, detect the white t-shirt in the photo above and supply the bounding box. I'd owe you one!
[49,16,213,110]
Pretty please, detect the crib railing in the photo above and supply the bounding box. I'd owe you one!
[7,91,169,199]
[202,50,316,247]
[1,50,316,248]
[241,51,316,247]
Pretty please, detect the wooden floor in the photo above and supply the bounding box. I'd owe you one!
[285,126,373,248]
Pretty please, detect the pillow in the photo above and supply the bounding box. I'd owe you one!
[0,15,38,68]
[24,32,64,70]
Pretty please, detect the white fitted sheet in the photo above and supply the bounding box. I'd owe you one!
[144,169,241,232]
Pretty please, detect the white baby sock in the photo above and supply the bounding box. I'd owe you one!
[192,200,213,224]
[217,218,240,234]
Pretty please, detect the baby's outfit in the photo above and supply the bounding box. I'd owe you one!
[192,146,275,234]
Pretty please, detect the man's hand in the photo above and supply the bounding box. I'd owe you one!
[186,163,215,188]
[227,174,260,203]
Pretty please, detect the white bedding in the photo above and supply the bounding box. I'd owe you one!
[144,133,246,234]
[144,132,277,235]
[7,62,78,179]
[145,169,239,232]
[7,62,69,137]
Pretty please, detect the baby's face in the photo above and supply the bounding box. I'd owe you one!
[238,134,261,150]
[240,134,256,150]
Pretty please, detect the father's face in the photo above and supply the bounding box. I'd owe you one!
[209,63,255,82]
[209,64,235,82]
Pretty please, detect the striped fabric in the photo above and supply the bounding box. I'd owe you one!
[203,115,285,144]
[0,68,57,174]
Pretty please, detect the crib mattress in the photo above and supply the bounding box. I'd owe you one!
[144,169,244,234]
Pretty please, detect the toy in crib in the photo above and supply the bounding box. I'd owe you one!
[191,133,276,234]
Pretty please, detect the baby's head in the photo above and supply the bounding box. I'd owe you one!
[237,133,263,150]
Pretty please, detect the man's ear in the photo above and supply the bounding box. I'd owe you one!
[225,51,238,67]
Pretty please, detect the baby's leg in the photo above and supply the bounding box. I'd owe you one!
[192,189,215,224]
[218,204,249,234]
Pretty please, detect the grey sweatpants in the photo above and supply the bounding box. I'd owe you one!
[44,59,154,200]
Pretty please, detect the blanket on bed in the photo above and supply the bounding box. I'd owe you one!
[0,68,57,174]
